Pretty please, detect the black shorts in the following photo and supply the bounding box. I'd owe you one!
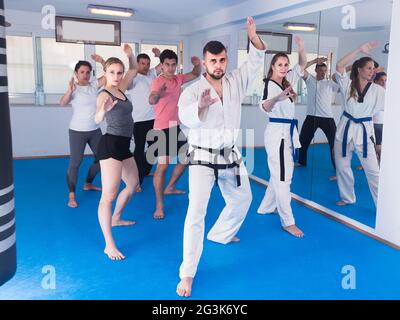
[374,124,383,145]
[97,133,133,161]
[152,126,188,157]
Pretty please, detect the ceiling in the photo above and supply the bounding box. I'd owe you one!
[4,0,248,24]
[257,0,393,37]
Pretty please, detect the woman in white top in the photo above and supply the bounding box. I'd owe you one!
[60,60,106,208]
[334,42,385,206]
[257,36,307,238]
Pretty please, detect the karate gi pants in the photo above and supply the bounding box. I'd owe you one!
[257,137,296,227]
[179,164,252,279]
[334,138,379,205]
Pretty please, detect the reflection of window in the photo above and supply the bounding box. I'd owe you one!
[95,43,138,78]
[6,36,35,94]
[41,38,85,94]
[237,49,265,98]
[140,43,178,69]
[237,49,326,104]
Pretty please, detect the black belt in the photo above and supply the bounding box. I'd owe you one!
[187,145,242,187]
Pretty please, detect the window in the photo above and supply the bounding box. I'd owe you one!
[6,36,35,94]
[140,43,179,69]
[94,43,138,79]
[40,38,84,94]
[237,49,266,99]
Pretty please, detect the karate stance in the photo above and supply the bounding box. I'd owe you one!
[257,36,307,238]
[176,17,266,297]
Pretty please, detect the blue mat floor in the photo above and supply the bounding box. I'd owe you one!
[0,154,398,299]
[245,145,376,227]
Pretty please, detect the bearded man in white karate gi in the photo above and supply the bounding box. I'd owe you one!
[176,16,267,297]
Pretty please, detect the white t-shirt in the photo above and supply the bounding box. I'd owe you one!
[305,74,339,118]
[69,80,100,132]
[128,68,157,122]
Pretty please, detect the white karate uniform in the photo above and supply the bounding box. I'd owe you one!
[177,42,265,279]
[333,71,385,205]
[257,64,304,227]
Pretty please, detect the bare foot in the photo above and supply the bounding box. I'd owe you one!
[164,187,185,195]
[356,165,363,171]
[230,236,240,243]
[328,175,337,181]
[336,200,348,206]
[112,218,136,227]
[153,208,165,220]
[176,277,193,297]
[104,245,125,261]
[283,225,304,238]
[83,183,101,191]
[67,193,78,208]
[135,185,142,192]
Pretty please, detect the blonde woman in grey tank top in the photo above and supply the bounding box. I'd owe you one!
[94,44,139,261]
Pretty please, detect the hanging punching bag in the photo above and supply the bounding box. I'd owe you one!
[0,0,17,286]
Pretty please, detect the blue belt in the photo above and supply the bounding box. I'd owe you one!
[269,117,299,162]
[342,111,372,158]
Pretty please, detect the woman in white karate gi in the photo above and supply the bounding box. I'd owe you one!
[257,36,307,238]
[333,42,385,206]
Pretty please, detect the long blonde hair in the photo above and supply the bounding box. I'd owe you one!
[104,57,125,72]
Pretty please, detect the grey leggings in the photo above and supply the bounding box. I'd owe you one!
[67,129,102,192]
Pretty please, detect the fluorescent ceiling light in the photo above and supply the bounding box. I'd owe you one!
[87,4,134,17]
[284,22,317,32]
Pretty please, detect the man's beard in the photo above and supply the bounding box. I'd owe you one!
[207,69,225,80]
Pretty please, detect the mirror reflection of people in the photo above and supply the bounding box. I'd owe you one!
[298,57,340,178]
[176,17,266,298]
[372,72,387,164]
[334,42,385,206]
[257,36,307,238]
[60,60,106,208]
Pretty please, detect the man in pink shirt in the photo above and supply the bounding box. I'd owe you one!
[149,49,201,219]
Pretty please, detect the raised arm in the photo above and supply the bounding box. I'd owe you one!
[336,41,378,74]
[295,36,307,73]
[247,16,266,51]
[60,77,76,106]
[182,56,202,84]
[303,57,328,80]
[95,92,117,124]
[152,48,163,75]
[91,53,106,88]
[119,44,138,92]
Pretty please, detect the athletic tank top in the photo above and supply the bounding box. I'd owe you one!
[101,89,134,138]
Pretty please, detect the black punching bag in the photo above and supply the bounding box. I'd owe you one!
[0,0,17,286]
